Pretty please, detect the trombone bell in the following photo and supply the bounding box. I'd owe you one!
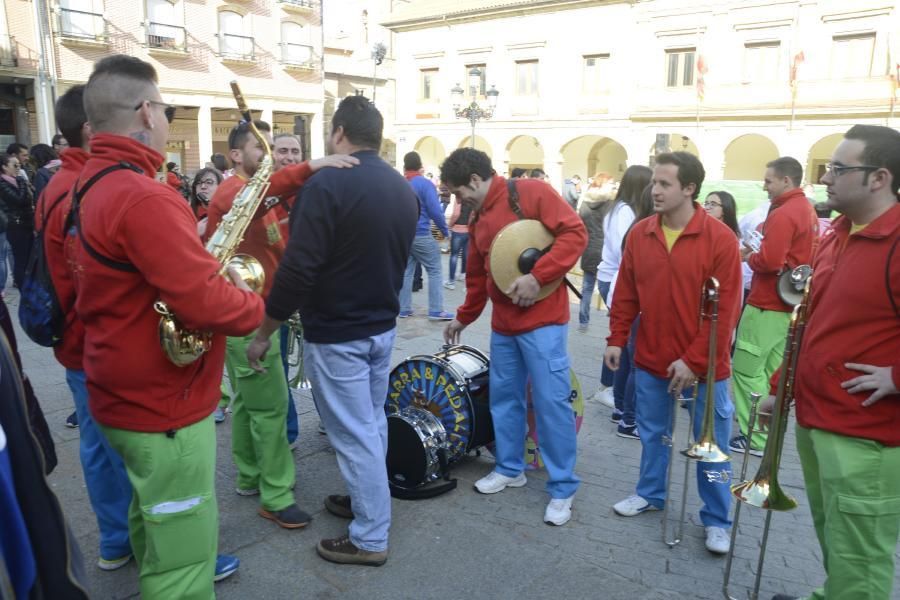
[731,478,798,511]
[682,440,730,463]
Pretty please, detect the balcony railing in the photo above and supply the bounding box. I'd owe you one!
[58,7,107,42]
[0,35,16,67]
[219,33,255,62]
[147,22,186,52]
[277,0,316,9]
[281,43,315,68]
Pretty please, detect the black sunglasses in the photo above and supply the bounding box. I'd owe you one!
[134,100,176,123]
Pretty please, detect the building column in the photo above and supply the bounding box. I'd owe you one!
[197,103,213,168]
[309,109,324,158]
[545,152,564,191]
[260,106,274,128]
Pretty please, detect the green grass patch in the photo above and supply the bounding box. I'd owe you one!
[700,180,826,218]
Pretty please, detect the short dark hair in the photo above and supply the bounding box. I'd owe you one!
[51,133,66,146]
[844,125,900,199]
[510,168,526,179]
[84,55,159,130]
[191,167,222,210]
[529,168,546,178]
[766,156,803,188]
[6,143,27,155]
[210,153,229,171]
[0,154,16,169]
[228,120,271,151]
[29,143,57,168]
[440,148,494,187]
[54,85,86,150]
[403,151,423,172]
[166,161,177,171]
[655,152,705,199]
[331,95,383,150]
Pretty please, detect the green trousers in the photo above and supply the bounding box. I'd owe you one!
[225,330,295,511]
[731,305,791,450]
[218,381,231,409]
[101,416,217,600]
[796,425,900,599]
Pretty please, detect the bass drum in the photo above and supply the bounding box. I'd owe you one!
[385,345,493,486]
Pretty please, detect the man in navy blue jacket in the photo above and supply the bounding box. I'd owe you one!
[399,151,453,320]
[247,95,418,566]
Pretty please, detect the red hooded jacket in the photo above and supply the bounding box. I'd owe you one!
[608,205,743,381]
[746,188,819,312]
[71,134,264,432]
[34,147,89,370]
[779,205,900,446]
[455,176,587,335]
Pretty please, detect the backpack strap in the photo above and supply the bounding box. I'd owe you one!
[37,190,68,235]
[506,179,525,220]
[69,162,144,273]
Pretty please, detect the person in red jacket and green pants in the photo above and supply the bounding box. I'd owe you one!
[441,148,587,527]
[605,152,743,556]
[74,55,265,599]
[768,125,900,600]
[730,157,818,456]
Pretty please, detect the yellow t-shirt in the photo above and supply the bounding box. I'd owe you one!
[850,222,868,235]
[662,224,683,252]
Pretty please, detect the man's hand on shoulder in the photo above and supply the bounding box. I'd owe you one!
[309,155,359,172]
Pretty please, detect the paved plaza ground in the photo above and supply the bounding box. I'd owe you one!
[5,261,899,600]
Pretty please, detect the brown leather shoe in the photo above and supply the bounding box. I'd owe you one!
[258,504,311,529]
[324,495,353,519]
[316,534,387,566]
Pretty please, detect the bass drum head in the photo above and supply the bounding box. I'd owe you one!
[385,348,487,461]
[525,368,584,470]
[386,415,428,488]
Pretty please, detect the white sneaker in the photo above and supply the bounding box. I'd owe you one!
[613,495,660,517]
[443,280,455,290]
[474,471,527,494]
[705,526,730,555]
[591,386,615,408]
[98,554,132,571]
[544,496,574,526]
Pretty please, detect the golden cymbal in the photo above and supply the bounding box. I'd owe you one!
[489,219,561,301]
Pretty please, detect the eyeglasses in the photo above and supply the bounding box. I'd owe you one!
[134,100,176,124]
[703,201,722,208]
[824,163,880,177]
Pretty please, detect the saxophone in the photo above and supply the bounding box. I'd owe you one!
[154,81,272,366]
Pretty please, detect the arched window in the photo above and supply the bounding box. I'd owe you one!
[281,21,311,65]
[60,0,105,39]
[219,10,252,59]
[146,0,184,50]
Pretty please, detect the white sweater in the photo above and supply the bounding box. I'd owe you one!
[597,201,635,283]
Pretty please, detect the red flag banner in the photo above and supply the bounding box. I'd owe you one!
[696,54,708,101]
[790,51,805,97]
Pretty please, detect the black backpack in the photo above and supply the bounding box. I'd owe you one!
[17,190,68,347]
[18,162,141,347]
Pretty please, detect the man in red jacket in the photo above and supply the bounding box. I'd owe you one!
[74,55,264,599]
[730,157,818,456]
[767,125,900,600]
[605,152,742,555]
[441,148,587,527]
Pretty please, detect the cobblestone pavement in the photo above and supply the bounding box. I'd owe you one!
[5,262,899,600]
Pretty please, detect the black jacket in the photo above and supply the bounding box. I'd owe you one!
[266,150,419,343]
[0,176,34,229]
[578,188,610,273]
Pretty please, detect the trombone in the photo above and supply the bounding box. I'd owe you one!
[285,313,310,389]
[662,277,730,547]
[722,267,812,600]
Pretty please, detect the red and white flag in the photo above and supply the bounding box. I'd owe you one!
[696,54,708,102]
[790,51,805,98]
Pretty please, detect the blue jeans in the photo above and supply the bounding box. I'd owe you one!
[597,279,614,388]
[400,235,444,314]
[490,324,580,499]
[304,329,396,551]
[448,232,469,281]
[65,369,133,560]
[578,269,599,326]
[633,367,734,528]
[613,317,638,426]
[0,232,8,290]
[278,323,299,444]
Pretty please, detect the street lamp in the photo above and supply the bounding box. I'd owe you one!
[371,42,387,104]
[451,67,499,149]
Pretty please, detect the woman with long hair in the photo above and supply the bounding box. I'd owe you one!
[0,153,34,289]
[191,167,222,238]
[29,143,59,200]
[593,165,652,415]
[577,173,614,332]
[703,191,740,237]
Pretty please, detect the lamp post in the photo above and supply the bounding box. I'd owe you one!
[371,42,387,104]
[451,67,499,149]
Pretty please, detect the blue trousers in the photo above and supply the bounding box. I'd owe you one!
[614,317,638,426]
[448,232,468,281]
[304,329,395,551]
[400,235,444,314]
[633,367,734,528]
[597,279,615,388]
[65,369,133,560]
[279,323,299,444]
[490,324,580,499]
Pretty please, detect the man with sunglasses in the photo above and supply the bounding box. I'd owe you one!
[73,55,266,599]
[730,156,818,458]
[767,124,900,600]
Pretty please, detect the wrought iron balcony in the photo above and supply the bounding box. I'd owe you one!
[147,22,186,52]
[281,43,316,69]
[58,7,107,43]
[219,33,255,62]
[277,0,316,14]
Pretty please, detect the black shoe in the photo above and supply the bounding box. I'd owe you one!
[324,494,353,519]
[317,534,387,566]
[412,283,423,292]
[65,411,79,428]
[258,504,311,529]
[616,423,640,440]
